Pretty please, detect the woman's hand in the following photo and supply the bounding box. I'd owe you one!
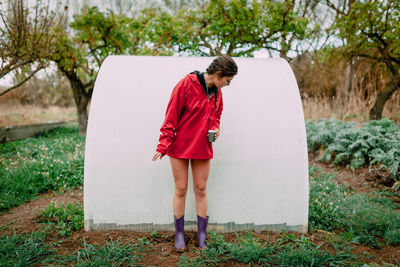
[152,151,165,161]
[214,128,220,140]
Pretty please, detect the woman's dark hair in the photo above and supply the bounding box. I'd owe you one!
[206,55,238,77]
[206,55,238,115]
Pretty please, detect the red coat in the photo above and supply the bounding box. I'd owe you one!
[156,73,223,159]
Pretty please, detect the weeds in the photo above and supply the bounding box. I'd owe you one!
[0,231,155,266]
[309,166,400,248]
[0,127,84,211]
[179,230,357,266]
[228,232,273,264]
[0,231,57,266]
[36,201,83,237]
[72,236,153,266]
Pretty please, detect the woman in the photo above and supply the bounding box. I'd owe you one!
[152,55,238,252]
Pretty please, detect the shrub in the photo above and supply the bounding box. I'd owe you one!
[306,118,400,181]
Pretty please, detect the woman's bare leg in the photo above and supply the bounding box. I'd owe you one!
[191,159,211,217]
[170,157,189,218]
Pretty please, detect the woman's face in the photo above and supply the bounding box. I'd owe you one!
[216,75,234,89]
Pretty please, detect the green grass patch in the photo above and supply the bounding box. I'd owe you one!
[72,236,154,266]
[0,127,85,211]
[36,201,84,237]
[309,165,400,248]
[0,231,154,266]
[0,231,58,266]
[179,230,357,266]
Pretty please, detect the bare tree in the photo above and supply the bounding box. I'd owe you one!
[0,0,65,96]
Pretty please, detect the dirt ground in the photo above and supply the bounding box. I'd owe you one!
[1,161,400,266]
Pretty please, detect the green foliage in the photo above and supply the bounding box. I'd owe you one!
[53,7,135,83]
[332,0,400,119]
[274,231,357,266]
[227,232,272,264]
[71,7,131,55]
[309,166,400,247]
[306,118,400,180]
[308,171,348,231]
[36,201,84,237]
[305,118,356,152]
[0,231,154,266]
[334,0,400,67]
[143,0,315,57]
[73,236,153,266]
[0,127,85,211]
[384,229,400,246]
[69,5,164,62]
[0,231,57,266]
[179,230,356,266]
[179,230,231,266]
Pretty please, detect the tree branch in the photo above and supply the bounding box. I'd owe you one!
[325,0,346,15]
[0,59,34,79]
[0,65,44,96]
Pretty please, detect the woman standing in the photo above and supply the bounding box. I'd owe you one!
[152,55,238,252]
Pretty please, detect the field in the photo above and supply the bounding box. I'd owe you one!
[0,103,77,128]
[1,121,400,266]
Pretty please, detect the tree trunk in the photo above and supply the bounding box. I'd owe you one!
[341,58,354,106]
[76,97,90,135]
[369,76,400,120]
[346,58,354,94]
[62,69,91,135]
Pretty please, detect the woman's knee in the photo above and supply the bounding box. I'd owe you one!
[194,184,207,198]
[175,185,188,198]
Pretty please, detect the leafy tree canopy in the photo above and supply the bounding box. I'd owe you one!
[334,0,400,74]
[142,0,315,58]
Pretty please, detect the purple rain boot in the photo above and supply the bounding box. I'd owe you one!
[197,215,209,249]
[174,215,186,252]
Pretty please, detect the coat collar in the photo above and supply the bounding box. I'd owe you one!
[190,71,217,96]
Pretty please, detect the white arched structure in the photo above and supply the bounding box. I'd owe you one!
[84,56,309,233]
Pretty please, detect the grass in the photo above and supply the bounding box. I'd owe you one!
[308,165,400,248]
[179,230,358,266]
[0,231,58,266]
[0,230,154,266]
[36,201,84,237]
[72,236,154,266]
[0,127,84,212]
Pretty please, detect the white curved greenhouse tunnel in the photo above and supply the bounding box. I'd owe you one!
[84,56,309,233]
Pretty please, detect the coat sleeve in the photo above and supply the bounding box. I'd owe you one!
[156,78,187,154]
[210,90,223,130]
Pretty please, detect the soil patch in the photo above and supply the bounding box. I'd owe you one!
[0,187,83,235]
